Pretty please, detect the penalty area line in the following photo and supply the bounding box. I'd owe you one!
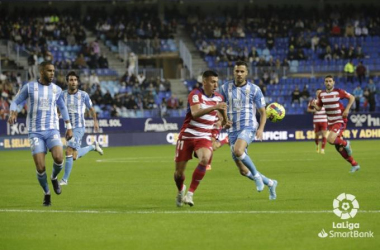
[0,209,380,215]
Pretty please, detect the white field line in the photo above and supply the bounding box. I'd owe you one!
[0,209,379,215]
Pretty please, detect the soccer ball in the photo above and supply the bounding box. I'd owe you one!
[266,102,286,122]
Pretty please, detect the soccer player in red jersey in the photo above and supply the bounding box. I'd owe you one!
[314,75,360,172]
[307,89,328,154]
[174,70,230,207]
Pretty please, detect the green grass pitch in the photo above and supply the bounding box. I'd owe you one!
[0,140,379,250]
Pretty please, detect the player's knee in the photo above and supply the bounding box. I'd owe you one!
[53,156,63,165]
[233,148,244,157]
[199,157,209,166]
[36,166,46,174]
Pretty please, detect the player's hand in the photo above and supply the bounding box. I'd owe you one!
[7,111,17,125]
[342,109,349,118]
[215,102,227,111]
[223,120,232,129]
[65,129,73,141]
[256,128,264,141]
[94,120,100,133]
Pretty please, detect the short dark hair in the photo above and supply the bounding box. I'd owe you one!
[324,75,334,80]
[66,71,79,82]
[235,61,249,69]
[39,61,53,71]
[202,70,218,79]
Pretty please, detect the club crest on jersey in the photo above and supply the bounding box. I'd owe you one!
[34,87,38,92]
[192,95,199,103]
[52,87,57,94]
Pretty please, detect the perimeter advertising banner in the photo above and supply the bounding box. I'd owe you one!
[0,113,379,150]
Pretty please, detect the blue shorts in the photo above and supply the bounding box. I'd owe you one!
[228,128,256,161]
[28,129,63,155]
[66,127,85,151]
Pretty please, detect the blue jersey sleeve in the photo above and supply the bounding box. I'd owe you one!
[219,83,227,101]
[254,87,266,108]
[57,92,70,121]
[84,93,93,109]
[10,84,29,111]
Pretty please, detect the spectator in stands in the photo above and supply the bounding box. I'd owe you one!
[74,54,87,69]
[0,96,10,119]
[270,70,279,85]
[300,85,311,102]
[258,80,266,96]
[287,46,297,60]
[345,23,355,37]
[353,85,363,112]
[137,73,146,85]
[291,86,301,104]
[356,46,365,59]
[160,98,168,117]
[262,71,270,85]
[167,95,179,109]
[332,44,341,59]
[98,54,109,68]
[367,79,377,112]
[311,35,319,51]
[27,52,38,80]
[347,46,356,59]
[356,61,366,84]
[89,72,100,88]
[344,60,355,83]
[249,46,259,63]
[363,87,370,111]
[323,45,332,60]
[88,51,99,69]
[266,32,275,50]
[126,94,138,110]
[127,52,137,76]
[91,40,101,55]
[296,48,306,60]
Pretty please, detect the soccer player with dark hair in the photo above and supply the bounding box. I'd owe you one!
[59,71,103,186]
[174,70,230,207]
[219,61,278,200]
[8,61,73,206]
[307,89,328,154]
[314,75,360,172]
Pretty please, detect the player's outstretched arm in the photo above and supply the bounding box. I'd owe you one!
[57,93,73,140]
[256,107,267,141]
[89,107,99,132]
[9,84,28,125]
[190,102,227,119]
[342,94,355,118]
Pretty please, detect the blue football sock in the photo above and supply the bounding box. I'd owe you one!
[51,161,63,179]
[245,171,255,180]
[63,156,74,181]
[237,153,259,176]
[260,173,273,186]
[36,171,49,194]
[77,145,95,159]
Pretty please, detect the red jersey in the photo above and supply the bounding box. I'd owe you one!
[316,88,351,126]
[308,99,327,123]
[179,88,223,141]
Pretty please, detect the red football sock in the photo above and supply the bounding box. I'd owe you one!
[334,137,347,147]
[337,147,357,166]
[174,173,185,191]
[322,137,327,149]
[189,164,207,193]
[315,138,319,146]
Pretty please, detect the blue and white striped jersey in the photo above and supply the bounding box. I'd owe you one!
[62,90,93,129]
[10,81,69,133]
[219,80,266,132]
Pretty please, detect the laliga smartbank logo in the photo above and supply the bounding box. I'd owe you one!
[333,193,359,219]
[318,193,374,238]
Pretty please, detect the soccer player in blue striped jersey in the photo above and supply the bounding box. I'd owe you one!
[8,61,73,206]
[59,71,103,186]
[219,61,278,200]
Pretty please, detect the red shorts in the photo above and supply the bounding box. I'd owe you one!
[313,122,328,133]
[175,138,213,162]
[328,123,346,137]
